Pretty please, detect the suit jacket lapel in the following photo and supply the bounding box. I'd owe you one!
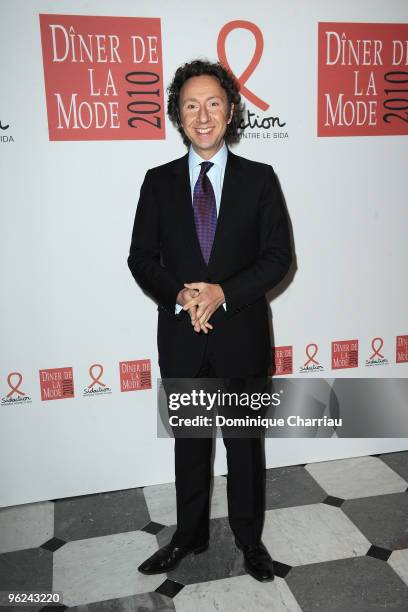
[207,149,242,271]
[171,153,206,267]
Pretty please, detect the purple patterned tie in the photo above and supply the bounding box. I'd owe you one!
[193,161,217,264]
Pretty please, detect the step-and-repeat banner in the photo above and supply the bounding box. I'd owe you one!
[1,0,407,506]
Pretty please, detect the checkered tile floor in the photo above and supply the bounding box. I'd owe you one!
[1,452,408,611]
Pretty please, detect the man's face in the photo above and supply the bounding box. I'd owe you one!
[179,74,233,159]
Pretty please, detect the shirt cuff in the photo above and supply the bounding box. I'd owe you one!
[175,303,226,314]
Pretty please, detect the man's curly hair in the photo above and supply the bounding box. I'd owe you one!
[167,59,243,147]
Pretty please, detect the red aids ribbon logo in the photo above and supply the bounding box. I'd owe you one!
[369,337,384,360]
[217,20,269,111]
[88,364,107,389]
[304,343,319,367]
[6,372,26,398]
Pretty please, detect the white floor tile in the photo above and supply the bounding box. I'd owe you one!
[174,574,302,612]
[306,456,407,499]
[0,501,53,553]
[262,503,370,566]
[53,530,163,607]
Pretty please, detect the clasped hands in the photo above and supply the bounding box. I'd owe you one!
[176,282,225,334]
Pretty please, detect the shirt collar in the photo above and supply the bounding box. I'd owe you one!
[188,141,228,171]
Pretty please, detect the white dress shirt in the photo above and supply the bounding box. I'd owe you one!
[188,141,228,214]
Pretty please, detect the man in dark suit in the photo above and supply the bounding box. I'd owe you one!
[128,59,292,582]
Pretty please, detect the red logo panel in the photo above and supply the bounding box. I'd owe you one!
[331,340,359,369]
[39,366,75,400]
[318,23,408,136]
[39,14,165,141]
[396,335,408,363]
[119,359,151,391]
[271,345,293,376]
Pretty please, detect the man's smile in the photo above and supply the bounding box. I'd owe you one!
[195,127,214,134]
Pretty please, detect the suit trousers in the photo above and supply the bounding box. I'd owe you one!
[165,343,267,548]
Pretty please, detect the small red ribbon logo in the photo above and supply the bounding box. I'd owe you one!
[369,337,384,360]
[6,372,26,397]
[88,364,107,389]
[304,343,319,366]
[217,20,269,111]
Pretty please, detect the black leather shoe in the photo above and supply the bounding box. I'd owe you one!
[138,540,208,575]
[235,539,275,582]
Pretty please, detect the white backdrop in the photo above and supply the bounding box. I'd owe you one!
[1,0,407,507]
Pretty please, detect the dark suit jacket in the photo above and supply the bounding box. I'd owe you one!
[127,148,292,377]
